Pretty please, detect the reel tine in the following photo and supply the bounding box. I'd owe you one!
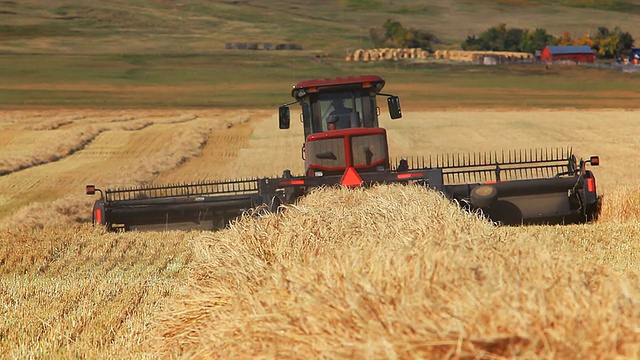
[401,143,577,184]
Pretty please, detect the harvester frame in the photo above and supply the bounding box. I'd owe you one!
[87,75,601,231]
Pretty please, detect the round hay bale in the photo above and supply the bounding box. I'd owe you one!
[353,49,363,62]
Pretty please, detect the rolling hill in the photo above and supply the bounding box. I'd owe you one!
[1,0,639,56]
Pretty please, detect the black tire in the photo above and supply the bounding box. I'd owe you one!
[485,200,523,225]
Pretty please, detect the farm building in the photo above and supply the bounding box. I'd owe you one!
[541,45,595,63]
[632,48,640,64]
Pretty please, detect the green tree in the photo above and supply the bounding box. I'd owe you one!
[463,25,560,53]
[404,29,438,51]
[613,27,635,58]
[462,23,538,52]
[520,28,557,53]
[479,23,508,51]
[504,28,525,51]
[593,26,635,58]
[461,35,487,51]
[459,24,634,58]
[383,19,406,46]
[371,19,438,50]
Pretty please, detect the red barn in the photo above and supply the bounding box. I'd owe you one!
[541,45,595,63]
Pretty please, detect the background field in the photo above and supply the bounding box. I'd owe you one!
[1,1,640,359]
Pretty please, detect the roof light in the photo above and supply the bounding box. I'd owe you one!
[341,167,362,187]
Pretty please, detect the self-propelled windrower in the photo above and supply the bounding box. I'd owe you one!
[87,75,600,231]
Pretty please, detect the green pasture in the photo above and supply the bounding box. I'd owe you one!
[0,52,637,109]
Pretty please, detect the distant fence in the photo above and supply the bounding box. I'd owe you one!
[434,50,534,64]
[225,43,302,50]
[582,61,640,72]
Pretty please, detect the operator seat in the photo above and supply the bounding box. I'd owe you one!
[327,110,361,130]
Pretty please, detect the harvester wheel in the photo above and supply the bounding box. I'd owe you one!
[585,195,603,222]
[470,185,498,208]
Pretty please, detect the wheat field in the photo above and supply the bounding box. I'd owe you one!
[1,109,640,358]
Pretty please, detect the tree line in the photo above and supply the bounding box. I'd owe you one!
[370,19,441,52]
[462,23,635,59]
[370,20,635,59]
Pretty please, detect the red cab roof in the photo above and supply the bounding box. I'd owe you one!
[291,75,385,99]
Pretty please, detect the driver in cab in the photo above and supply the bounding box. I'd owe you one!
[327,98,357,130]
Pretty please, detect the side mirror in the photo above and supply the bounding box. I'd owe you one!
[387,96,402,119]
[279,106,290,129]
[86,184,103,198]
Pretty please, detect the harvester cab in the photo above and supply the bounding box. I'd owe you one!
[278,75,402,177]
[86,74,601,231]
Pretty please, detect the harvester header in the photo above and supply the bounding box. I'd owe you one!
[87,75,601,231]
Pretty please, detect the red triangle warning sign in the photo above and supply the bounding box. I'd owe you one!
[341,167,362,187]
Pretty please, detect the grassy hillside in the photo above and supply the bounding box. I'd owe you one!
[1,0,640,54]
[1,0,639,109]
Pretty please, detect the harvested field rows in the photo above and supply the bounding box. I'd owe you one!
[1,108,640,358]
[1,109,639,226]
[154,110,274,184]
[0,109,269,227]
